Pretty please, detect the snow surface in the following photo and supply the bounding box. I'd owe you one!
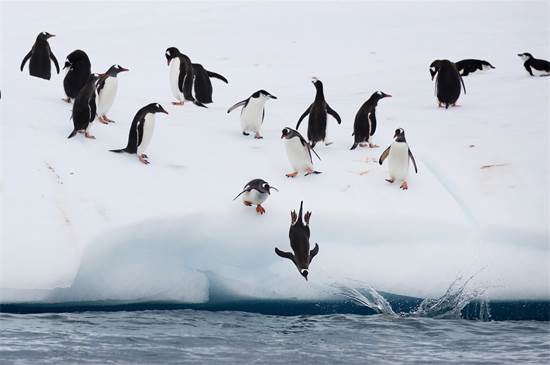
[1,1,548,302]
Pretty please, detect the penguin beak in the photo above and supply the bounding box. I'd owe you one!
[270,186,279,192]
[166,59,170,66]
[384,93,392,98]
[269,94,277,99]
[160,107,169,115]
[119,67,129,72]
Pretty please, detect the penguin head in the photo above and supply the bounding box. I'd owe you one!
[150,103,169,115]
[300,269,309,281]
[393,128,405,141]
[374,91,392,100]
[517,52,533,61]
[429,60,442,80]
[106,64,129,77]
[256,90,277,100]
[281,127,292,139]
[165,47,180,65]
[37,32,55,41]
[261,181,278,194]
[311,77,323,89]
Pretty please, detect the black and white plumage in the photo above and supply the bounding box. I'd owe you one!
[455,59,495,76]
[192,63,228,105]
[63,50,91,103]
[275,201,319,281]
[281,127,321,177]
[350,91,392,150]
[429,60,466,109]
[20,32,59,80]
[227,90,277,139]
[110,103,168,165]
[67,73,101,139]
[96,64,129,124]
[517,53,550,77]
[233,178,278,215]
[379,128,418,190]
[296,77,341,148]
[165,47,206,108]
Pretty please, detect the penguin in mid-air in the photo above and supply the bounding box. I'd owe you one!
[192,63,228,105]
[275,201,319,281]
[20,32,59,80]
[350,91,392,150]
[63,50,91,103]
[227,90,277,139]
[429,60,466,109]
[281,127,321,178]
[379,128,418,190]
[110,103,169,165]
[67,73,101,140]
[455,59,495,76]
[96,64,129,124]
[296,77,341,147]
[165,47,206,107]
[517,53,550,76]
[233,178,278,215]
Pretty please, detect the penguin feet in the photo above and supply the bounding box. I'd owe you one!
[138,154,150,165]
[254,134,263,139]
[256,205,266,215]
[84,132,96,139]
[359,143,369,148]
[286,171,299,178]
[400,181,409,190]
[98,116,109,125]
[242,131,250,136]
[369,143,379,148]
[324,141,333,146]
[62,97,72,103]
[385,178,395,183]
[172,101,184,106]
[243,201,253,206]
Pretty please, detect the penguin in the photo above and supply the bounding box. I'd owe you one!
[455,59,495,76]
[67,73,101,140]
[350,91,392,150]
[517,53,550,77]
[63,50,91,103]
[165,47,206,107]
[281,127,321,178]
[110,103,169,165]
[192,63,228,104]
[233,178,278,215]
[227,90,277,139]
[429,60,466,108]
[96,64,129,124]
[20,32,59,80]
[379,128,418,190]
[296,77,341,147]
[275,201,319,281]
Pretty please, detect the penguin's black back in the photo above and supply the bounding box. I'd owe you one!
[28,38,53,80]
[352,94,380,146]
[71,77,97,131]
[436,60,462,106]
[64,50,91,98]
[192,64,213,104]
[308,101,328,143]
[289,203,311,268]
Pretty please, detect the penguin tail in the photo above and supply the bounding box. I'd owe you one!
[298,201,304,223]
[194,100,208,108]
[67,129,78,139]
[110,148,127,153]
[305,170,322,176]
[350,142,358,150]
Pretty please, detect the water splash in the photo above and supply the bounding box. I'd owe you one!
[332,282,396,315]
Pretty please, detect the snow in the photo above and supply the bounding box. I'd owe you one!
[1,2,548,302]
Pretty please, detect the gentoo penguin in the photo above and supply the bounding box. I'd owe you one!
[517,53,550,76]
[227,90,277,139]
[296,77,341,147]
[110,103,169,165]
[165,47,206,107]
[233,178,278,215]
[63,50,91,103]
[192,63,228,104]
[20,32,59,80]
[379,128,418,190]
[281,127,321,177]
[96,64,129,124]
[429,60,466,108]
[275,201,319,281]
[455,59,495,76]
[350,91,392,150]
[67,73,101,139]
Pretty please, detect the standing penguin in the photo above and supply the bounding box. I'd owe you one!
[63,50,91,103]
[20,32,59,80]
[455,59,495,76]
[96,64,129,124]
[275,201,319,281]
[233,178,278,215]
[296,77,341,147]
[350,91,392,150]
[110,103,169,165]
[227,90,277,139]
[379,128,418,190]
[429,60,466,109]
[67,73,101,139]
[192,63,228,104]
[281,127,321,177]
[517,53,550,76]
[165,47,205,107]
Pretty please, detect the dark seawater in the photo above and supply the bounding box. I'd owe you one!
[1,310,549,364]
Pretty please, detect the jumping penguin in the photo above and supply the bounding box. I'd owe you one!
[281,127,321,177]
[233,178,278,215]
[67,73,101,140]
[227,90,277,139]
[110,103,169,165]
[192,63,228,104]
[275,201,319,281]
[296,77,341,147]
[165,47,206,107]
[96,64,129,124]
[379,128,418,190]
[517,53,550,76]
[63,50,91,103]
[350,91,392,150]
[455,59,495,76]
[429,60,466,108]
[20,32,59,80]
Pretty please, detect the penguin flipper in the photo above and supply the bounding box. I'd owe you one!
[309,243,319,264]
[296,105,312,130]
[67,129,78,139]
[232,187,250,201]
[20,50,32,72]
[326,104,341,124]
[227,99,247,113]
[350,142,359,150]
[459,73,466,94]
[368,112,377,136]
[110,148,128,153]
[207,71,228,84]
[50,51,60,74]
[379,146,390,165]
[275,247,295,262]
[408,149,418,173]
[194,100,208,108]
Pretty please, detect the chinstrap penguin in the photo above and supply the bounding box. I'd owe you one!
[192,63,228,104]
[20,32,59,80]
[455,59,495,76]
[165,47,206,107]
[227,90,277,139]
[379,128,418,190]
[96,64,129,124]
[350,91,392,150]
[517,53,550,76]
[67,73,101,139]
[233,178,278,215]
[63,50,92,103]
[281,127,321,177]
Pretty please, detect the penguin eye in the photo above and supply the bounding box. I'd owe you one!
[263,183,269,189]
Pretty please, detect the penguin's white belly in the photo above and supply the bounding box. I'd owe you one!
[531,67,550,76]
[241,101,264,132]
[388,142,410,181]
[97,77,118,116]
[169,58,184,101]
[242,190,268,205]
[285,138,313,172]
[137,114,156,155]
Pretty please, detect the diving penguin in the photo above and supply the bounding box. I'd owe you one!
[379,128,418,190]
[67,73,101,139]
[517,53,550,76]
[96,64,129,124]
[350,91,392,150]
[192,63,228,105]
[227,90,277,139]
[165,47,206,107]
[63,50,91,103]
[281,127,321,177]
[275,201,319,281]
[429,60,466,108]
[233,178,278,215]
[20,32,59,80]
